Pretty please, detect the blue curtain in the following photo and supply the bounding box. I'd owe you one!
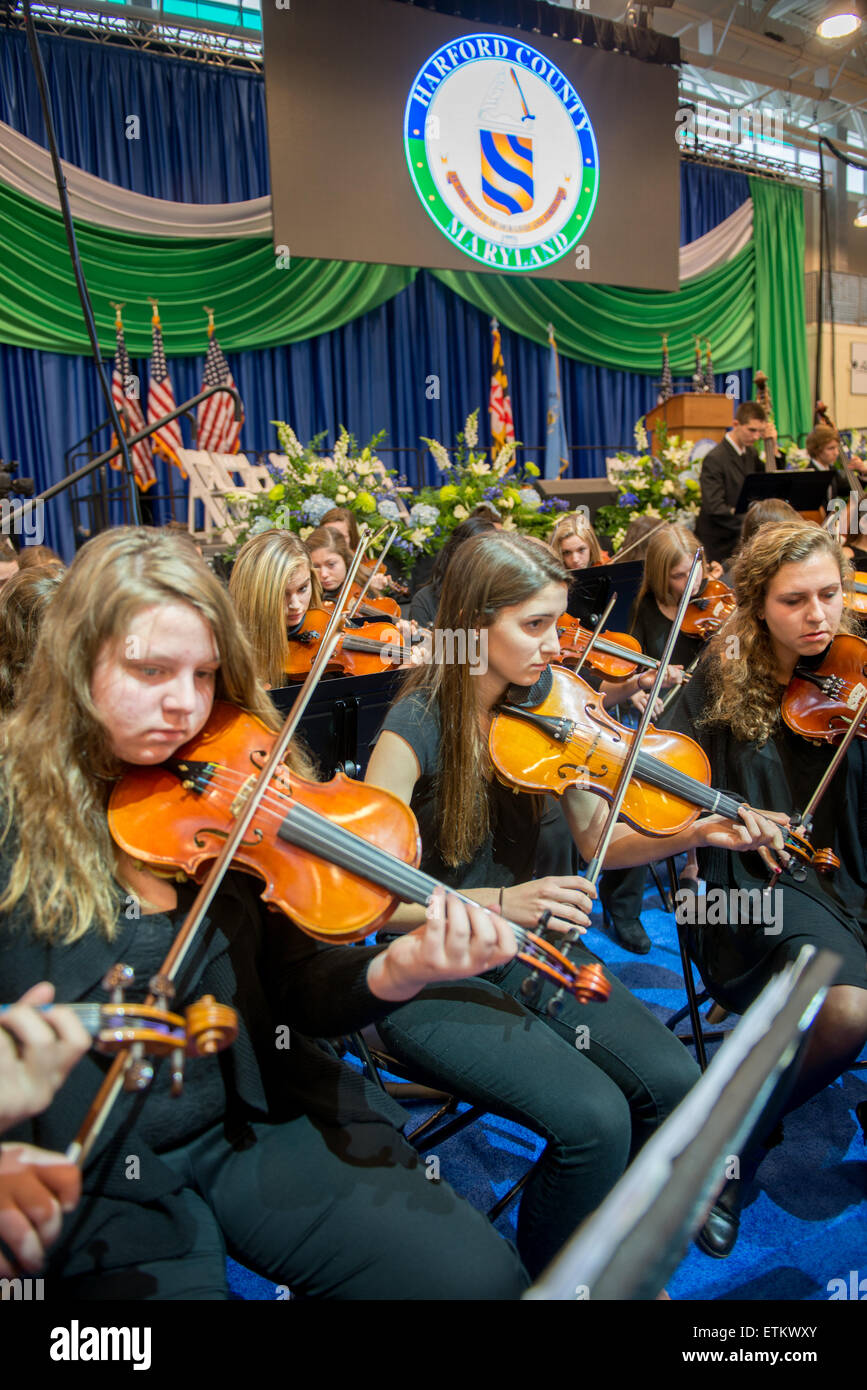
[0,32,752,559]
[679,163,750,246]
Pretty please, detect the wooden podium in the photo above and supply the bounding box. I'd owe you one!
[645,393,733,453]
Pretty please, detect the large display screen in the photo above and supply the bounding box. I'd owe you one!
[262,0,679,288]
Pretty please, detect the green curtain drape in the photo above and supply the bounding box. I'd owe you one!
[1,176,807,424]
[0,182,418,354]
[749,177,809,441]
[430,248,755,375]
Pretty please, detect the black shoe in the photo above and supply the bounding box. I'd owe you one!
[610,916,651,955]
[696,1179,743,1259]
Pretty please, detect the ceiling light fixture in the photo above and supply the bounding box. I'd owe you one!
[816,6,862,38]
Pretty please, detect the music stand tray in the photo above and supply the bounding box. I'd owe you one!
[735,470,837,514]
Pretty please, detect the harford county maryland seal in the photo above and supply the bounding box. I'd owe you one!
[404,33,600,272]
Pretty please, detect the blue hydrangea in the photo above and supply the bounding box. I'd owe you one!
[248,515,277,537]
[518,486,542,509]
[618,491,639,508]
[659,496,675,508]
[302,493,336,524]
[410,502,440,527]
[378,499,401,522]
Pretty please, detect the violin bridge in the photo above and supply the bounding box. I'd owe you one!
[848,682,867,710]
[231,775,256,818]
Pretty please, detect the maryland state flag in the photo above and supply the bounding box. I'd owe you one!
[489,318,515,454]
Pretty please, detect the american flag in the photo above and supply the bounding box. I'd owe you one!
[110,312,156,490]
[147,308,185,471]
[197,330,242,453]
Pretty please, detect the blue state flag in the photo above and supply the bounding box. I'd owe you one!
[545,332,569,480]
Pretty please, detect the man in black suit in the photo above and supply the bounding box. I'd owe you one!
[696,401,776,564]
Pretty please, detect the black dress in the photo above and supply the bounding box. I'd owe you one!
[0,863,525,1299]
[660,658,867,1013]
[371,693,699,1278]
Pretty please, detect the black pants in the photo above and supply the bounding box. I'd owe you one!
[57,1116,527,1300]
[377,945,699,1279]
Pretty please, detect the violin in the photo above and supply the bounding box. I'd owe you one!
[327,584,402,623]
[361,564,410,601]
[0,985,238,1096]
[286,608,416,679]
[680,578,736,640]
[107,703,610,1002]
[783,634,867,742]
[842,572,867,617]
[556,616,676,681]
[487,664,836,875]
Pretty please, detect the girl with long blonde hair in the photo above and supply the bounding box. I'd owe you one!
[229,529,322,689]
[366,530,785,1276]
[0,526,537,1299]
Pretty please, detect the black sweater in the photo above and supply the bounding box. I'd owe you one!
[1,865,405,1274]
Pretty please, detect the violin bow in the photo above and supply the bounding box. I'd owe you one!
[777,683,867,851]
[570,595,617,678]
[583,549,704,886]
[68,530,379,1167]
[346,525,398,622]
[608,518,669,563]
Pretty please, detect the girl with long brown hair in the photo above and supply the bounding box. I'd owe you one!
[0,526,533,1298]
[662,520,867,1256]
[366,531,786,1276]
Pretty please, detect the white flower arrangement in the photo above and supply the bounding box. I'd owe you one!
[464,412,479,448]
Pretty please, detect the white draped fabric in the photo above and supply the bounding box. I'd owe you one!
[0,118,752,279]
[677,198,753,282]
[0,119,271,238]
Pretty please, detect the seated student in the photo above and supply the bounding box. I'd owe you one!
[804,428,867,570]
[548,512,609,629]
[0,983,90,1277]
[366,532,787,1271]
[0,527,528,1300]
[549,516,686,953]
[661,520,867,1256]
[305,524,358,603]
[595,524,719,950]
[0,563,65,713]
[696,401,777,565]
[320,507,398,597]
[229,529,322,689]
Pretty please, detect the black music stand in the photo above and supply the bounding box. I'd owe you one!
[735,470,837,514]
[576,559,644,633]
[270,670,402,779]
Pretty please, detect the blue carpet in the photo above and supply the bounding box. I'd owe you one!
[227,882,867,1301]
